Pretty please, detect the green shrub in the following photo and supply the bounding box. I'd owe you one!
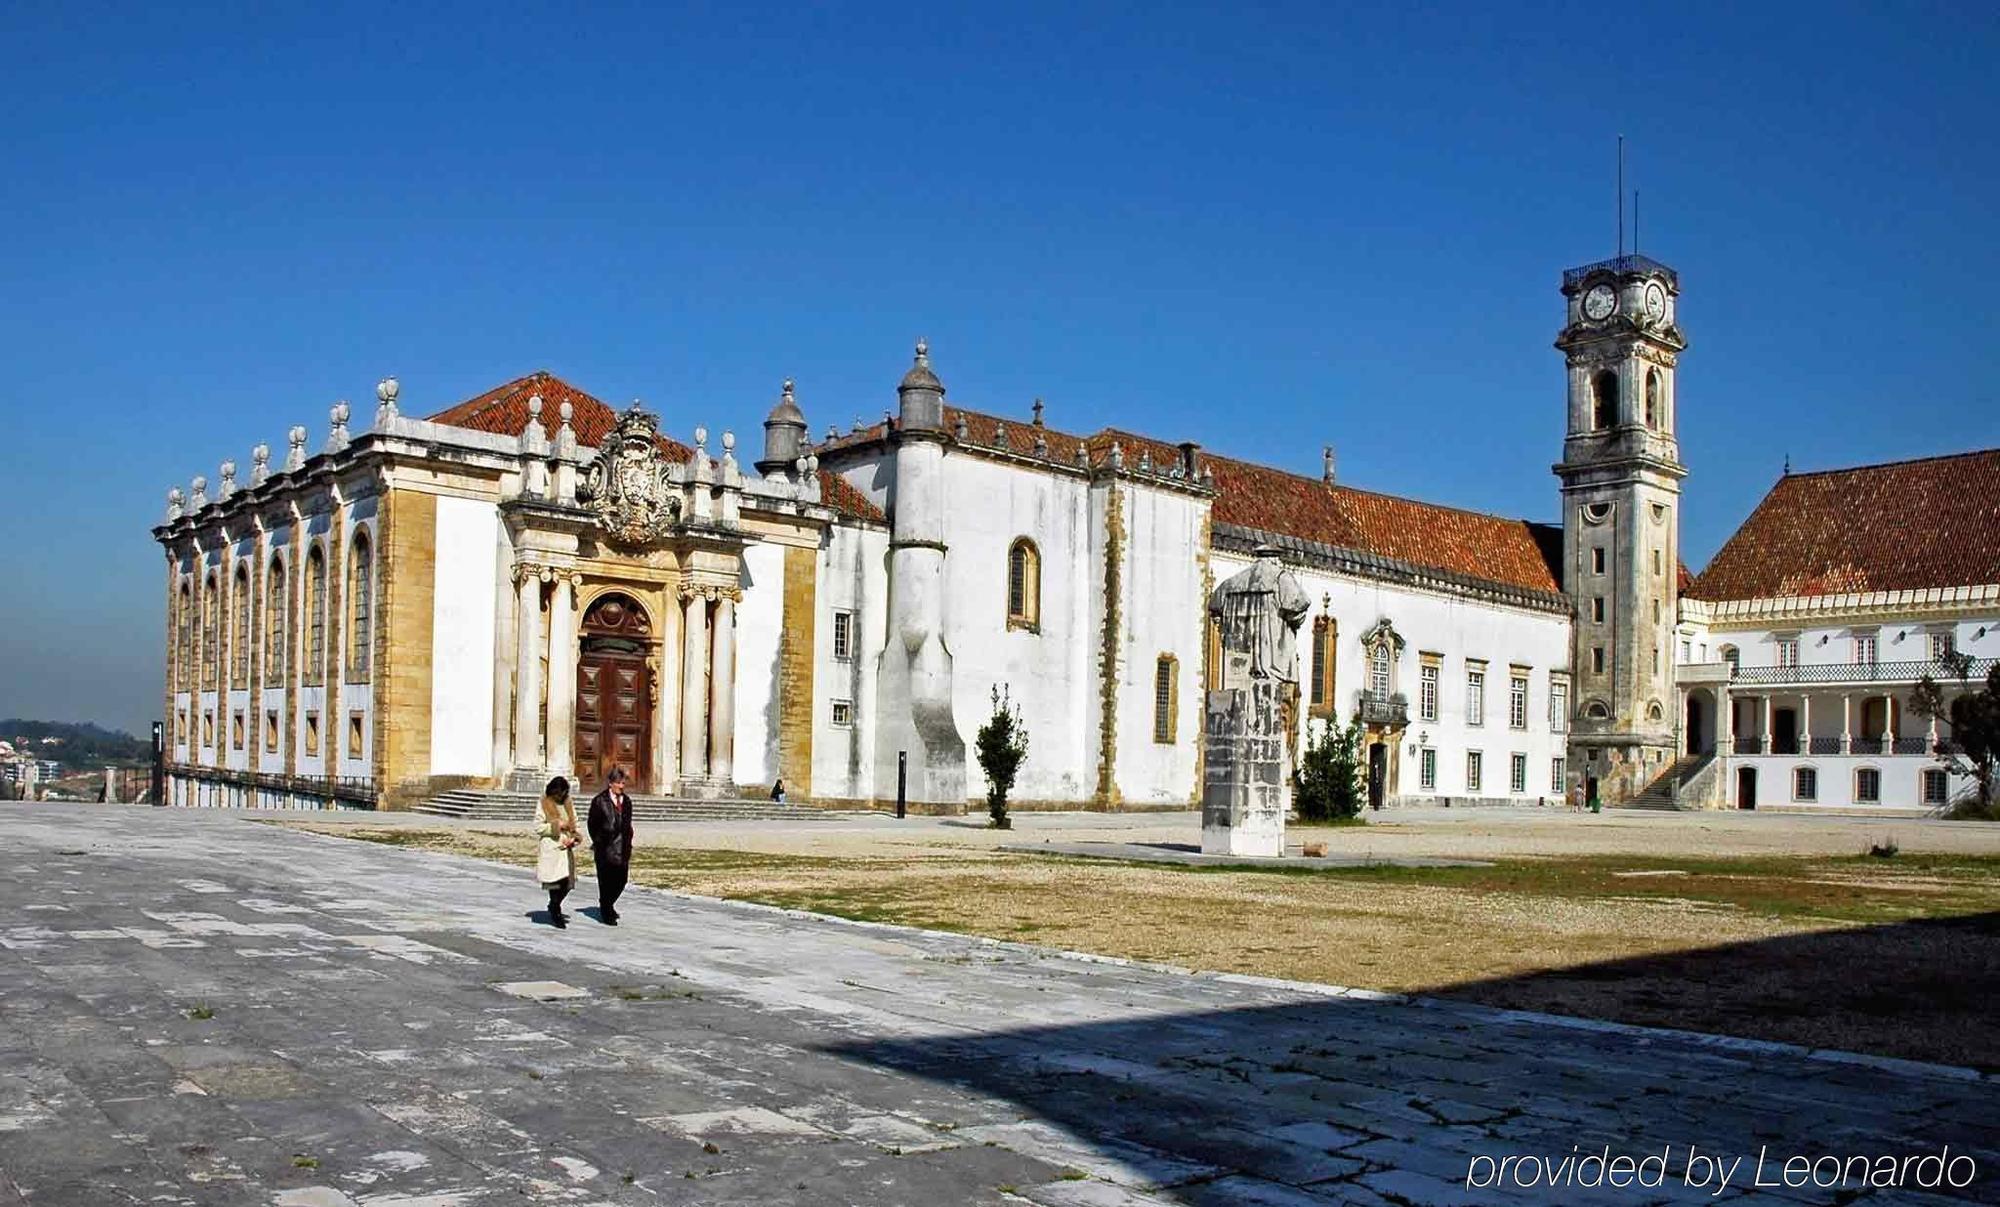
[976,686,1029,830]
[1295,714,1365,822]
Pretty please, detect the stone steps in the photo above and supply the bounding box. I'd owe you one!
[412,789,823,823]
[1619,752,1716,810]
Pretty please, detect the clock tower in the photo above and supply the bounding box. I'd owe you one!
[1553,254,1687,805]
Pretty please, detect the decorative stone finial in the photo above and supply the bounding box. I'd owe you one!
[1032,398,1045,427]
[783,378,796,401]
[528,393,543,420]
[559,399,574,428]
[853,416,864,434]
[994,422,1009,449]
[694,425,708,450]
[1110,443,1124,470]
[286,425,308,472]
[1076,441,1089,466]
[1033,428,1047,457]
[166,487,185,522]
[805,452,819,475]
[954,413,968,441]
[251,443,271,485]
[326,401,351,453]
[218,459,237,498]
[190,475,208,509]
[721,430,736,453]
[793,455,808,480]
[1138,449,1153,473]
[826,424,838,441]
[375,376,400,423]
[1322,445,1336,486]
[915,337,929,365]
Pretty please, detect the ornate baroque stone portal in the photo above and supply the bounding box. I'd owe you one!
[579,406,682,545]
[1202,545,1309,857]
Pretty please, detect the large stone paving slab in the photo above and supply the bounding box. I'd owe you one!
[0,805,1993,1206]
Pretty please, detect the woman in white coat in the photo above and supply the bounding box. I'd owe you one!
[535,776,581,928]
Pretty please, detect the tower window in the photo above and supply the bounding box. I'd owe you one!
[833,611,854,661]
[1591,647,1605,675]
[1308,617,1336,716]
[1644,369,1661,429]
[1591,371,1618,429]
[1592,547,1605,575]
[1592,597,1605,623]
[1006,539,1041,631]
[1153,655,1178,744]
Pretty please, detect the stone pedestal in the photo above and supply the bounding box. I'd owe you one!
[1201,680,1287,858]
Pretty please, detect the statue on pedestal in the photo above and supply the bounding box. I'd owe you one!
[1202,545,1309,857]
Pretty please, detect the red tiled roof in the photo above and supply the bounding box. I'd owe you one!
[1686,448,2000,600]
[817,469,885,524]
[428,371,694,462]
[818,408,1562,596]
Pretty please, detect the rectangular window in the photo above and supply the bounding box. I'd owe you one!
[1923,769,1948,805]
[830,700,853,728]
[1651,599,1660,623]
[232,711,245,751]
[1419,663,1439,722]
[1309,619,1336,715]
[1466,669,1485,726]
[1592,597,1605,623]
[1680,640,1691,663]
[1777,638,1799,668]
[1653,549,1663,576]
[347,713,364,758]
[1652,647,1660,674]
[1591,547,1605,575]
[1550,680,1569,732]
[1508,675,1527,729]
[304,710,320,756]
[1466,751,1483,793]
[1591,647,1605,675]
[1369,644,1391,699]
[264,710,279,753]
[1794,767,1817,802]
[1853,634,1877,665]
[202,711,214,748]
[1509,752,1527,794]
[1153,656,1178,744]
[1551,756,1566,792]
[833,611,853,661]
[1930,632,1956,661]
[1855,768,1880,803]
[1419,747,1437,790]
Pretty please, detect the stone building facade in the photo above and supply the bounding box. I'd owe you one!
[151,250,2000,813]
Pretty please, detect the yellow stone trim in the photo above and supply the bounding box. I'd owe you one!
[777,545,817,800]
[374,487,435,809]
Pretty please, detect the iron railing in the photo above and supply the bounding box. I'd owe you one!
[1357,691,1410,727]
[167,762,376,807]
[1563,254,1679,290]
[1731,657,1995,687]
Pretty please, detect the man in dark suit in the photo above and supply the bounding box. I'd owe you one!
[586,767,635,925]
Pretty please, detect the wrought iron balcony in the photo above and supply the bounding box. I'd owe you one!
[1357,690,1410,727]
[1726,657,1995,687]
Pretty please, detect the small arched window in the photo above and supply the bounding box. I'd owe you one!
[1006,538,1040,632]
[348,532,374,681]
[306,547,328,686]
[1368,642,1391,699]
[233,564,251,688]
[1585,700,1611,721]
[1644,369,1661,429]
[1591,371,1618,429]
[1719,645,1739,673]
[266,556,287,681]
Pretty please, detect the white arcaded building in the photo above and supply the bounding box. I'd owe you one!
[150,248,1998,814]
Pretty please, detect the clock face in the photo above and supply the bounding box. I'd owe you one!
[1644,281,1667,322]
[1582,283,1617,321]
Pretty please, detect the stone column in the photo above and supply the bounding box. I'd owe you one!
[490,537,517,779]
[1801,695,1811,755]
[1841,694,1852,754]
[1882,693,1896,745]
[708,591,737,787]
[545,572,577,778]
[512,566,543,772]
[1761,696,1772,754]
[680,588,710,786]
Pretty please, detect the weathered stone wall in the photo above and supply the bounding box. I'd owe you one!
[376,487,436,809]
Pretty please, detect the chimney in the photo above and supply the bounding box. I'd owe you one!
[1178,440,1200,478]
[1322,445,1336,486]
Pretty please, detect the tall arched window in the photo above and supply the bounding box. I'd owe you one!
[348,533,373,681]
[202,572,219,691]
[1309,616,1337,717]
[266,556,287,681]
[306,547,327,686]
[1644,369,1661,429]
[177,582,193,690]
[1369,641,1391,699]
[1591,370,1618,429]
[1006,538,1041,631]
[232,564,251,688]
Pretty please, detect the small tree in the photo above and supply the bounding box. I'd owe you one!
[1913,655,2000,818]
[976,685,1029,830]
[1294,714,1365,823]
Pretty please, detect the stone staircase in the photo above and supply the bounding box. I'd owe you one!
[413,788,827,823]
[1620,752,1717,811]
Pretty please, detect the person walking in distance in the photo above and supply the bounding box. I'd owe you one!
[587,767,635,925]
[534,776,580,928]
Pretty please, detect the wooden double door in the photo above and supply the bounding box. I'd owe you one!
[575,643,653,793]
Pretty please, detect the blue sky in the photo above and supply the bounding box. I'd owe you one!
[2,1,1995,735]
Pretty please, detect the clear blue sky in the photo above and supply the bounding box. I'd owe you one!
[2,1,1995,735]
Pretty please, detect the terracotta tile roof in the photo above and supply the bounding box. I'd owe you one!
[817,469,885,524]
[817,407,1562,596]
[427,371,694,462]
[1686,448,2000,600]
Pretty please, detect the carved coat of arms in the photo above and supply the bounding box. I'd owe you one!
[578,406,682,544]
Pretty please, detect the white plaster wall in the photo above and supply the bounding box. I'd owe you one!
[935,454,1097,803]
[1710,615,1997,670]
[836,451,896,514]
[732,541,786,788]
[1113,485,1211,805]
[1211,550,1574,803]
[1730,754,1969,809]
[814,523,888,800]
[429,495,499,776]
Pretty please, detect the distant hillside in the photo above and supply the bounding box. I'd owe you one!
[0,720,151,767]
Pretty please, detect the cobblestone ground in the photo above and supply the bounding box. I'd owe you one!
[1,805,1993,1207]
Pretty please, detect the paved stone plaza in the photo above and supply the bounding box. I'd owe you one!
[1,805,1994,1206]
